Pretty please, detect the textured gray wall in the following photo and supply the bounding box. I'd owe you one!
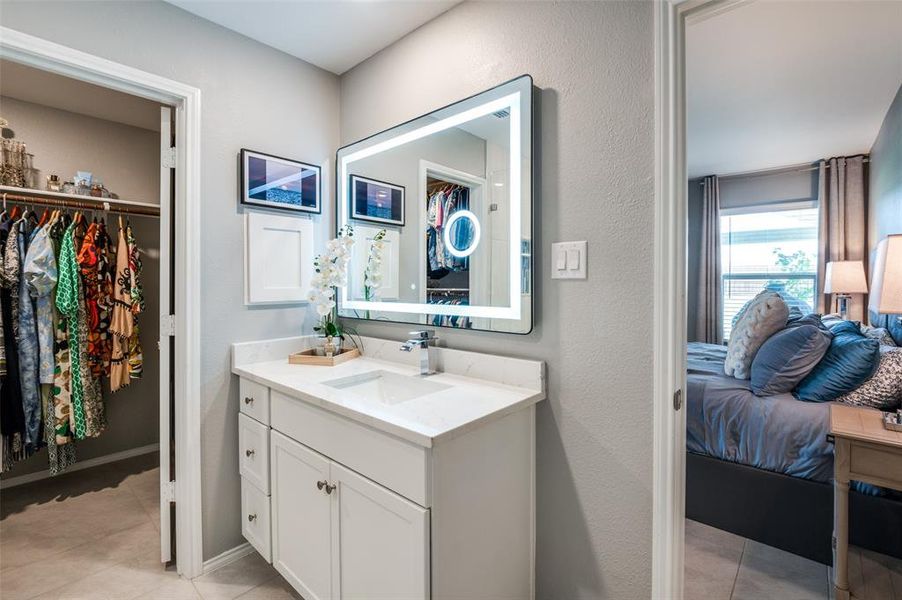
[340,2,655,598]
[0,97,162,479]
[869,83,902,258]
[0,0,340,559]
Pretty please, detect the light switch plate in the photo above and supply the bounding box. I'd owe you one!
[551,241,587,279]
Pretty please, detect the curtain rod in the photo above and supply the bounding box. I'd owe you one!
[0,187,160,217]
[698,157,871,184]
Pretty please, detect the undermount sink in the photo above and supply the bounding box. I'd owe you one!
[323,370,450,405]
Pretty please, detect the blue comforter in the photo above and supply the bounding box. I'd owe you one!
[687,342,835,482]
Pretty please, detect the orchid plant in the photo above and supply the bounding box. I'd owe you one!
[363,229,387,302]
[308,225,354,345]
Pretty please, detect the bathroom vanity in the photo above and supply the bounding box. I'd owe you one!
[232,336,545,600]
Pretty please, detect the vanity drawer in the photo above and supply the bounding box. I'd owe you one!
[270,390,430,507]
[241,477,272,563]
[239,413,270,494]
[240,378,270,425]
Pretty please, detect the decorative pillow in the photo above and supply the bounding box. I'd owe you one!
[794,320,881,403]
[724,291,790,380]
[861,324,897,347]
[750,316,833,396]
[838,346,902,410]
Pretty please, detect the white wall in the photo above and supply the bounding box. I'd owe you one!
[0,96,162,478]
[340,2,656,598]
[0,0,341,560]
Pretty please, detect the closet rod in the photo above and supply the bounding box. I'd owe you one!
[0,187,160,217]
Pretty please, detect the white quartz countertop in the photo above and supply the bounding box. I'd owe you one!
[232,337,545,447]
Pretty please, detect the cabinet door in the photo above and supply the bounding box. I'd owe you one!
[331,462,430,600]
[271,431,333,600]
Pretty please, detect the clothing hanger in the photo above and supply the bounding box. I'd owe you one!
[37,208,51,228]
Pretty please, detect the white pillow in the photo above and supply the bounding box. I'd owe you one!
[724,291,790,379]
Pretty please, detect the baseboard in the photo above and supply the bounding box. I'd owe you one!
[202,542,255,575]
[0,443,159,490]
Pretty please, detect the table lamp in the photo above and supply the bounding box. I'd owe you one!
[869,234,902,322]
[824,260,868,320]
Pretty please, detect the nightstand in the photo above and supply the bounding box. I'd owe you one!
[830,403,902,600]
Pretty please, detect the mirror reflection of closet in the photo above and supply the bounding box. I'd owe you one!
[423,164,488,331]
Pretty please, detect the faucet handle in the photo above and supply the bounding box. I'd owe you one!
[409,330,436,341]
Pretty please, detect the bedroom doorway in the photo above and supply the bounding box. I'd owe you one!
[665,1,902,599]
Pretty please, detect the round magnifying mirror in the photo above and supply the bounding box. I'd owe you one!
[443,210,481,258]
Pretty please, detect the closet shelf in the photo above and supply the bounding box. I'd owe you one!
[0,185,161,217]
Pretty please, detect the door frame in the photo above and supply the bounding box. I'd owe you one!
[0,27,204,578]
[651,1,751,598]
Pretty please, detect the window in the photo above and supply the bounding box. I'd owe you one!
[721,207,818,339]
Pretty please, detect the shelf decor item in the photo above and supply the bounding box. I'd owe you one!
[240,148,321,214]
[350,174,405,226]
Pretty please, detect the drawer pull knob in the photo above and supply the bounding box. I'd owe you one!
[247,513,257,522]
[317,480,326,491]
[324,483,336,494]
[244,397,254,405]
[245,449,255,457]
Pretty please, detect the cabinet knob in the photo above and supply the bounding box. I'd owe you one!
[247,513,257,522]
[244,397,254,405]
[324,483,336,494]
[317,480,327,491]
[245,449,255,457]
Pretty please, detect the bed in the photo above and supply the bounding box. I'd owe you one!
[685,320,902,564]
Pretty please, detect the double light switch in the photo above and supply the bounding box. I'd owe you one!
[551,241,587,279]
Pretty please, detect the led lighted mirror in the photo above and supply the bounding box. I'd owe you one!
[337,75,533,333]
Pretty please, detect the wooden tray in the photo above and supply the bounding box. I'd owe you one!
[289,347,360,367]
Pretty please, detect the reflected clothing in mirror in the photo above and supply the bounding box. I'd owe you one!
[426,185,470,277]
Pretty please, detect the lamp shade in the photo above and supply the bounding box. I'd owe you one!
[869,234,902,314]
[824,261,868,294]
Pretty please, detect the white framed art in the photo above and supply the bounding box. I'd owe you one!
[245,210,314,304]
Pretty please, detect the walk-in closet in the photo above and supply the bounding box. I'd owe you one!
[0,58,172,595]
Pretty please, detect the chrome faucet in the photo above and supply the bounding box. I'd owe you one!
[400,330,438,376]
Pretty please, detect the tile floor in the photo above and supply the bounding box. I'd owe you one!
[685,518,902,600]
[0,454,299,600]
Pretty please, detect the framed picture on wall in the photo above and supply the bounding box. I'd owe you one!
[240,148,321,214]
[350,174,405,226]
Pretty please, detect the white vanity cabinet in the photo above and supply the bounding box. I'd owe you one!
[271,430,429,600]
[236,375,538,600]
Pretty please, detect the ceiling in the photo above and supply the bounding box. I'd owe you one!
[165,0,460,75]
[687,0,902,178]
[0,60,164,131]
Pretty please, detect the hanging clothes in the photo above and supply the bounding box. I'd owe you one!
[24,225,58,385]
[48,215,76,447]
[110,220,143,391]
[78,221,113,380]
[16,217,43,452]
[425,184,472,277]
[0,216,25,470]
[55,220,88,439]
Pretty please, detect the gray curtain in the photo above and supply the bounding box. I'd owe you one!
[696,175,723,344]
[816,156,867,320]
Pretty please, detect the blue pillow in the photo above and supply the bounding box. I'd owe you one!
[794,320,880,402]
[751,318,833,396]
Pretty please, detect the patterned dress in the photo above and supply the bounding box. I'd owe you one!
[49,218,76,446]
[55,222,88,439]
[110,222,144,391]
